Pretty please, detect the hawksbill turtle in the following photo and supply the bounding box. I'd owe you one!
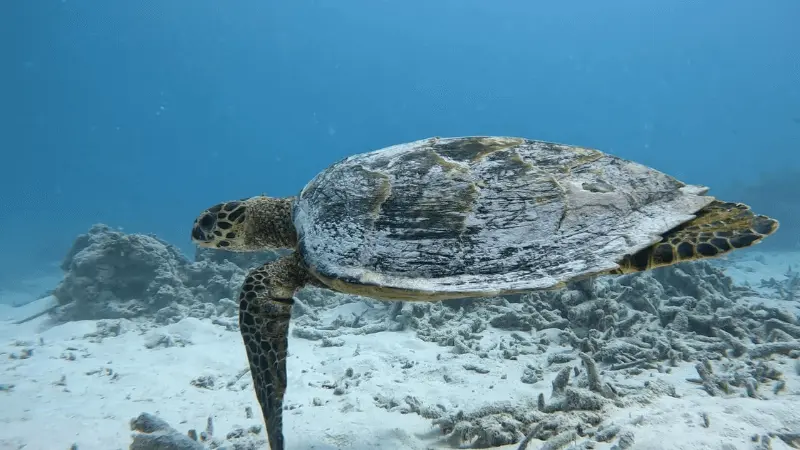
[191,136,778,449]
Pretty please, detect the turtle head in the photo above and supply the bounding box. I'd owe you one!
[191,196,297,251]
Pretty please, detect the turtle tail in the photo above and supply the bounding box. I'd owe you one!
[613,200,779,274]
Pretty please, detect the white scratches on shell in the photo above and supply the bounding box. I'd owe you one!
[294,136,716,295]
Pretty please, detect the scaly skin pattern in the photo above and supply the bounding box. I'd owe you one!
[613,200,778,273]
[192,196,296,251]
[238,253,309,450]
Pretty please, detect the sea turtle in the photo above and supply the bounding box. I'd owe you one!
[191,136,778,450]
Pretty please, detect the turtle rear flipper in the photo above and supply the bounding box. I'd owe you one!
[616,200,779,273]
[239,254,309,450]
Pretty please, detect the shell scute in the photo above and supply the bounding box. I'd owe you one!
[293,136,713,294]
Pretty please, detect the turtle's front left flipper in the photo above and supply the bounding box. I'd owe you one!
[238,253,309,450]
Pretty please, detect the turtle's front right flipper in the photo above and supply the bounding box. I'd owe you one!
[238,254,307,450]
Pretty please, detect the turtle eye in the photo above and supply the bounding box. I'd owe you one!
[199,213,216,231]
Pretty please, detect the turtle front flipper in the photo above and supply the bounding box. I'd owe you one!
[614,200,779,273]
[238,253,309,450]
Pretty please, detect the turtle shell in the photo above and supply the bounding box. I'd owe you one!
[292,136,713,296]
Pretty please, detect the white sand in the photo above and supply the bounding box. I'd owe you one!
[1,251,798,450]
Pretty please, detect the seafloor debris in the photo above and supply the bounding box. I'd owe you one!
[129,412,265,450]
[300,260,799,448]
[760,265,799,302]
[385,261,799,370]
[390,351,670,448]
[129,412,205,450]
[770,432,800,449]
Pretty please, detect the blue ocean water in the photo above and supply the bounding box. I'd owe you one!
[3,0,799,287]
